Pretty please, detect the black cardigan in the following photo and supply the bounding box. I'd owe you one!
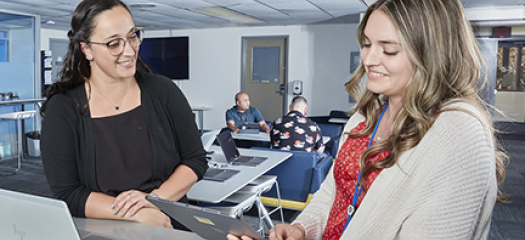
[41,71,208,217]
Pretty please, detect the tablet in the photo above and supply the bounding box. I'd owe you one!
[147,196,263,240]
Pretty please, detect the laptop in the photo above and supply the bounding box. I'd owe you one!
[216,131,268,167]
[0,188,117,240]
[201,129,240,182]
[201,129,221,153]
[147,196,263,240]
[238,123,260,134]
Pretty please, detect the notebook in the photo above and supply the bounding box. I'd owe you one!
[147,196,263,240]
[216,131,267,167]
[0,188,117,240]
[238,123,259,134]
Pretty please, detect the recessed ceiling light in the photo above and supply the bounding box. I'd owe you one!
[129,3,157,9]
[194,7,263,24]
[45,20,55,25]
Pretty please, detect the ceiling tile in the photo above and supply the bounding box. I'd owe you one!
[0,0,522,30]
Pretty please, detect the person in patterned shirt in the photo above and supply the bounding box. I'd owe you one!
[270,96,325,153]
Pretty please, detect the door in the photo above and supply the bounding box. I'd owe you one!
[242,37,287,122]
[49,38,68,83]
[494,40,525,123]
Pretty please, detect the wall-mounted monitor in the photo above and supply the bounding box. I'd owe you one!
[139,37,189,80]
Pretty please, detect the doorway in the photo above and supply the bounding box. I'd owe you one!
[49,38,68,83]
[494,40,525,124]
[242,37,288,122]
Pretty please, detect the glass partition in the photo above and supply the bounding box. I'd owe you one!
[0,11,38,158]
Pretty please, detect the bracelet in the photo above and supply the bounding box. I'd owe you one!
[150,190,159,198]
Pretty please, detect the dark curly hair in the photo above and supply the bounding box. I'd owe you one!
[40,0,149,115]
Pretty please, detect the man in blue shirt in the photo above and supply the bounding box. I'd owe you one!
[226,92,270,134]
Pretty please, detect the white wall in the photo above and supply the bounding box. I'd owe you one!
[40,28,67,51]
[144,23,359,130]
[40,23,360,130]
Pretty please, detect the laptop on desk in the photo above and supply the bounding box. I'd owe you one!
[201,129,221,153]
[202,129,240,182]
[0,188,118,240]
[147,197,263,240]
[238,123,259,134]
[216,131,268,167]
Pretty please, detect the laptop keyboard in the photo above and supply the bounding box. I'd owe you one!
[234,156,255,163]
[234,156,268,163]
[204,168,224,178]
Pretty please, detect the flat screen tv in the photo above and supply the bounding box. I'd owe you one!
[139,37,189,80]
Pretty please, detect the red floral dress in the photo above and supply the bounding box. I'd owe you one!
[322,121,390,240]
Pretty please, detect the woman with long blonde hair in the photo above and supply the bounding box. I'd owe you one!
[229,0,507,239]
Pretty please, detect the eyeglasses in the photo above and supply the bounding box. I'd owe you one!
[88,29,142,56]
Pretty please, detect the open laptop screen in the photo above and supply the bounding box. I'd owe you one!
[216,131,240,162]
[239,123,259,134]
[201,129,221,152]
[0,188,116,240]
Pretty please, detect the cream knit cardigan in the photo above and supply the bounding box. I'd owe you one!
[294,103,497,239]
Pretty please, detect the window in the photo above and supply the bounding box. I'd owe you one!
[0,30,8,62]
[497,41,525,91]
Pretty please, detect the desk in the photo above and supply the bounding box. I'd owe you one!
[328,118,348,124]
[187,146,292,203]
[0,99,45,157]
[0,98,45,107]
[74,218,204,240]
[233,132,331,145]
[191,106,211,134]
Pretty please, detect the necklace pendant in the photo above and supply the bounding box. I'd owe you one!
[115,106,119,110]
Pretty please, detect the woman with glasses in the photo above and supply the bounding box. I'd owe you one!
[40,0,207,229]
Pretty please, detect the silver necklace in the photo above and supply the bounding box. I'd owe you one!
[91,83,129,110]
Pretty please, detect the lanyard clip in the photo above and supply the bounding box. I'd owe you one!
[347,204,356,217]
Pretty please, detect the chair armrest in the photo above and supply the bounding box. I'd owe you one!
[311,155,333,193]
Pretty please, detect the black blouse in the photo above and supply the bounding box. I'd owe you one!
[92,105,155,196]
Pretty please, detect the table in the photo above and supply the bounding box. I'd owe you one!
[74,218,204,240]
[0,98,46,107]
[0,99,45,157]
[191,106,211,134]
[328,117,348,124]
[186,146,292,203]
[233,132,331,144]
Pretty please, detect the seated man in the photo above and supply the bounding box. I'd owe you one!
[271,96,325,153]
[226,92,271,134]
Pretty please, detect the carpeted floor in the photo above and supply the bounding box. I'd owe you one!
[488,134,525,240]
[0,134,523,239]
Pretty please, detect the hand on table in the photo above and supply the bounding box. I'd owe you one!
[268,224,305,240]
[132,207,173,228]
[226,223,305,240]
[111,190,157,218]
[227,234,254,240]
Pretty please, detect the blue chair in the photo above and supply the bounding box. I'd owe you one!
[318,123,343,158]
[251,147,333,210]
[308,110,349,125]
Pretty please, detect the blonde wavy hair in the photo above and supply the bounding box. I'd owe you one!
[345,0,508,201]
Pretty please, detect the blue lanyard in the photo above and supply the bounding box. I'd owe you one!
[342,101,389,233]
